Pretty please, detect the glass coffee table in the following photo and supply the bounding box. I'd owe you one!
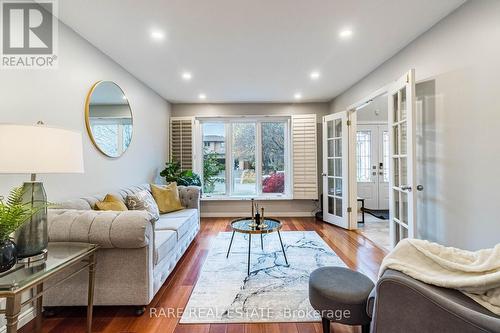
[226,217,289,276]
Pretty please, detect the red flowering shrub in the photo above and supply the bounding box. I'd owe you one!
[263,172,285,193]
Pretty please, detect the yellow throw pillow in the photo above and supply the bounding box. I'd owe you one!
[95,194,128,211]
[150,183,184,214]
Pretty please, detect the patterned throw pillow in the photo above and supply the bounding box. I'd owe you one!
[126,190,160,221]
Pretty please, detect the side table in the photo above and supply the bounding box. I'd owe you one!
[0,242,99,333]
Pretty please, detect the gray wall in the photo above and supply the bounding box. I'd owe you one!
[172,102,329,216]
[330,0,500,250]
[0,22,171,201]
[357,94,388,123]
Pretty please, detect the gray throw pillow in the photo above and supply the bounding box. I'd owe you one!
[126,190,160,221]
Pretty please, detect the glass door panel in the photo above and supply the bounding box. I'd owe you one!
[382,131,389,182]
[356,130,372,182]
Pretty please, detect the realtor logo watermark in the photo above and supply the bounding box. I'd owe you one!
[1,0,58,69]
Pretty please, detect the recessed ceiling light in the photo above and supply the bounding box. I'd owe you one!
[339,29,353,39]
[151,29,165,41]
[294,93,302,100]
[198,93,207,100]
[310,71,320,80]
[182,72,192,81]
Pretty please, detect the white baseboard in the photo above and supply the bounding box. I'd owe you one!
[200,211,315,217]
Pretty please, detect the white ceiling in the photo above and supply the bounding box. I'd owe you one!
[58,0,464,103]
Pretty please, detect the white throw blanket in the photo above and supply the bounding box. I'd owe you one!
[379,239,500,315]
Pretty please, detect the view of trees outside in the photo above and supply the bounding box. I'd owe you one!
[232,123,256,195]
[123,124,132,151]
[91,122,132,157]
[262,122,285,193]
[202,123,226,194]
[201,121,287,196]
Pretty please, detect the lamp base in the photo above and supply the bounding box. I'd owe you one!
[18,249,48,267]
[15,181,48,258]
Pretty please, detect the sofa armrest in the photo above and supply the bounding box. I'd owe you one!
[366,286,376,319]
[372,269,500,333]
[48,209,153,249]
[178,186,201,209]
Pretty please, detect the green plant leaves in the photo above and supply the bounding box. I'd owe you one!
[160,162,202,187]
[0,186,46,241]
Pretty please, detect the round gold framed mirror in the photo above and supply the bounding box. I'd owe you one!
[85,81,133,158]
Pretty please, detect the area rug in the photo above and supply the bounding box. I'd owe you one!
[180,231,346,323]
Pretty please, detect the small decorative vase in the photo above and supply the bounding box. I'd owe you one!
[0,239,17,273]
[255,212,261,226]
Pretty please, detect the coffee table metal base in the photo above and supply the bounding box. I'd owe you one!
[226,230,289,276]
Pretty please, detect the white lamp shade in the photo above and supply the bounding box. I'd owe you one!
[0,124,84,174]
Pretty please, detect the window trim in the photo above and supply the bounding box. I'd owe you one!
[195,116,292,200]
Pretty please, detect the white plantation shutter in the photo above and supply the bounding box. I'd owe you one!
[292,114,318,199]
[170,117,194,171]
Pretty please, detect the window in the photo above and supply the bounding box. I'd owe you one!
[202,123,226,195]
[262,122,286,194]
[232,123,256,195]
[198,117,290,198]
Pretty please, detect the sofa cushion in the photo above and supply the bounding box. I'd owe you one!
[151,183,184,214]
[155,209,198,240]
[78,184,151,210]
[154,230,177,265]
[56,198,92,210]
[126,190,160,221]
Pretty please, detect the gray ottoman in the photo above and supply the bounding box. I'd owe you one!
[309,267,374,333]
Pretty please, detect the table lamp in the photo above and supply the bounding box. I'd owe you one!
[0,122,84,259]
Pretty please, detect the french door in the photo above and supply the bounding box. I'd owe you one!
[322,112,349,229]
[388,69,417,246]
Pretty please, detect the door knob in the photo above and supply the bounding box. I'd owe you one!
[322,173,327,177]
[417,185,424,191]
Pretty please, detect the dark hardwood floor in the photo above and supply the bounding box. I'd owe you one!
[21,217,387,333]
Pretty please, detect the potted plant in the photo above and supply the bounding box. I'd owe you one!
[160,161,202,187]
[0,187,45,272]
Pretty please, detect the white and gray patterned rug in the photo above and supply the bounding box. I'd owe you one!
[180,231,346,323]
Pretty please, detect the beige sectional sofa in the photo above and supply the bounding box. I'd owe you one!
[44,184,200,312]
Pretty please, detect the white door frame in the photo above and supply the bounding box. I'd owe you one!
[344,70,417,248]
[345,86,390,231]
